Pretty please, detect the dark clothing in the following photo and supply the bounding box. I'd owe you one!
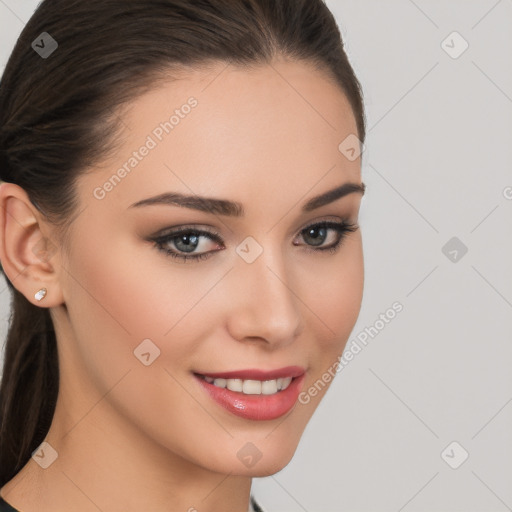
[0,496,17,512]
[0,494,266,511]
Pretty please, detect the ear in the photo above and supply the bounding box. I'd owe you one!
[0,182,64,307]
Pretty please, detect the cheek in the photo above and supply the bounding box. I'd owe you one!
[334,241,364,336]
[288,240,363,420]
[60,232,226,452]
[61,229,227,377]
[300,238,364,352]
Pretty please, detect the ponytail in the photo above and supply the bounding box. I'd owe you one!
[0,280,59,486]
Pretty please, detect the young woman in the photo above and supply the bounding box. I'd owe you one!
[0,1,366,510]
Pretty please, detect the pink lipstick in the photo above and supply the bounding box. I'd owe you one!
[193,366,306,421]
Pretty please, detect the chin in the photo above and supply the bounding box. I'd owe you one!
[246,456,296,477]
[228,433,303,477]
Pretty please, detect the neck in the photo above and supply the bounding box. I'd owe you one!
[1,378,253,512]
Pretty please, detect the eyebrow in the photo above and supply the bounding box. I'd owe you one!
[128,181,366,217]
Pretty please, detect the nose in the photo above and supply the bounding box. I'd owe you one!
[225,245,303,348]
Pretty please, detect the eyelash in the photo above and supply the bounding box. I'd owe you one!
[151,220,359,263]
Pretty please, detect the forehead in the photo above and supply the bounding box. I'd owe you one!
[78,59,361,214]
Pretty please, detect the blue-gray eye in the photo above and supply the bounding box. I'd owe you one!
[152,220,358,263]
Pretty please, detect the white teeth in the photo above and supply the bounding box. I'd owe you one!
[213,378,227,388]
[281,377,292,390]
[226,379,243,392]
[261,380,278,395]
[243,380,261,394]
[200,375,294,395]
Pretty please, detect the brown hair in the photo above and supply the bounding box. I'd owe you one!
[0,0,366,486]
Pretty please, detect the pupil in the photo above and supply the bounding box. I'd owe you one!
[305,227,326,247]
[176,233,199,253]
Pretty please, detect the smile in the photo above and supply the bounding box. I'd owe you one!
[196,374,293,395]
[193,366,306,421]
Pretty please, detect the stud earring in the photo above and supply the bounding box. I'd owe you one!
[34,288,47,301]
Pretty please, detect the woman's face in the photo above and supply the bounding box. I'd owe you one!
[51,58,365,477]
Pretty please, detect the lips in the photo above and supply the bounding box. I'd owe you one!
[193,366,306,421]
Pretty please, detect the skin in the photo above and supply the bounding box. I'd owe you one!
[0,57,365,512]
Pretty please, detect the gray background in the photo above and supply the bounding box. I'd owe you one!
[1,1,511,511]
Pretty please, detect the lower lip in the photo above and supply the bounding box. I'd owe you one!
[194,373,306,421]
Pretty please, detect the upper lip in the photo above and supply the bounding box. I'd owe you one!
[194,365,305,380]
